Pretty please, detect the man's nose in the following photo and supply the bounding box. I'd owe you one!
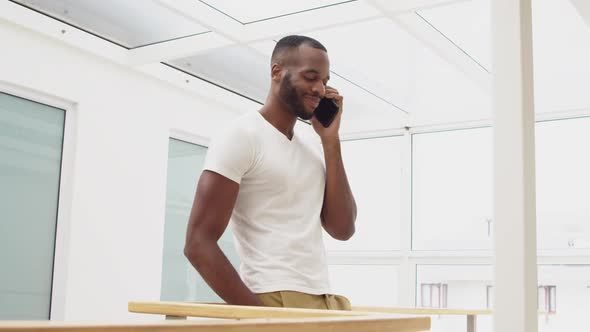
[312,82,325,98]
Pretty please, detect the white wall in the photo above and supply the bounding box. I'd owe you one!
[0,19,257,321]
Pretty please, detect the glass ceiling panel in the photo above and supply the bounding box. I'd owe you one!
[225,1,379,42]
[302,17,489,126]
[12,0,209,48]
[205,16,488,129]
[414,0,590,115]
[168,45,270,103]
[201,0,356,24]
[417,0,491,70]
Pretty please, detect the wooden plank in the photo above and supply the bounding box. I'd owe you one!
[128,301,373,319]
[0,316,430,332]
[352,306,492,316]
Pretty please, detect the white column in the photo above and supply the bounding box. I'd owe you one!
[492,1,538,332]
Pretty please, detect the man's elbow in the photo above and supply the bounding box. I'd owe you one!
[331,222,356,241]
[334,230,354,241]
[183,243,198,263]
[184,237,208,264]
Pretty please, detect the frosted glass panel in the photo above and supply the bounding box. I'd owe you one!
[324,137,403,251]
[412,128,492,250]
[0,92,64,319]
[169,45,269,102]
[160,139,240,302]
[536,117,590,249]
[328,264,398,306]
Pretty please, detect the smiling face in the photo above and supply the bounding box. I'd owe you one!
[275,43,330,120]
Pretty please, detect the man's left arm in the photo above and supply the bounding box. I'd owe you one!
[320,136,357,240]
[312,86,357,240]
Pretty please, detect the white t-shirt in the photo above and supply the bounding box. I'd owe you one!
[203,111,331,295]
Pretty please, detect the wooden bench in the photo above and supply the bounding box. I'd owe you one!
[127,301,431,331]
[0,302,431,332]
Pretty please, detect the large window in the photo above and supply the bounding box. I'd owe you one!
[0,92,65,319]
[536,117,590,249]
[324,137,403,251]
[160,138,239,302]
[412,128,493,250]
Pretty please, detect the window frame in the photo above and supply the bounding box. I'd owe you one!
[0,81,76,320]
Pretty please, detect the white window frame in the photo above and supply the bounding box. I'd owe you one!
[0,81,78,320]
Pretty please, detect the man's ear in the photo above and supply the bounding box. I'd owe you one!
[271,63,283,83]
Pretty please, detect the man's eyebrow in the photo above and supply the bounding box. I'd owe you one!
[303,69,330,80]
[303,69,320,74]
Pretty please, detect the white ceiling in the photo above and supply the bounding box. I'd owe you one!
[5,0,590,135]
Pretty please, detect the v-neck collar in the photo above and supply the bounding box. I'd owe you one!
[256,111,297,143]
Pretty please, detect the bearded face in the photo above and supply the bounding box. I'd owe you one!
[278,72,315,120]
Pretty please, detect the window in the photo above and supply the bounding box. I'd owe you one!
[324,137,403,251]
[0,92,65,319]
[536,117,590,249]
[412,128,492,250]
[160,138,240,302]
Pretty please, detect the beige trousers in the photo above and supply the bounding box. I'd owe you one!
[257,290,352,310]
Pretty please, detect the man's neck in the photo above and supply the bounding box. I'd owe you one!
[259,99,297,140]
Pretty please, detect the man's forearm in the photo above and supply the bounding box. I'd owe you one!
[185,242,263,306]
[321,137,357,240]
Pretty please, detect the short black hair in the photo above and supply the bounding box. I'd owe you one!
[271,35,327,65]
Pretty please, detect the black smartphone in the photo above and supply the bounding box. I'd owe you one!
[314,98,339,128]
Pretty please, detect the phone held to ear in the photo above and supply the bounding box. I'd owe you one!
[314,98,339,128]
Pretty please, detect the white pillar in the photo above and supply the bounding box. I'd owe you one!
[492,1,538,332]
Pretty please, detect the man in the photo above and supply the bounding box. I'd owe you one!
[184,35,357,310]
